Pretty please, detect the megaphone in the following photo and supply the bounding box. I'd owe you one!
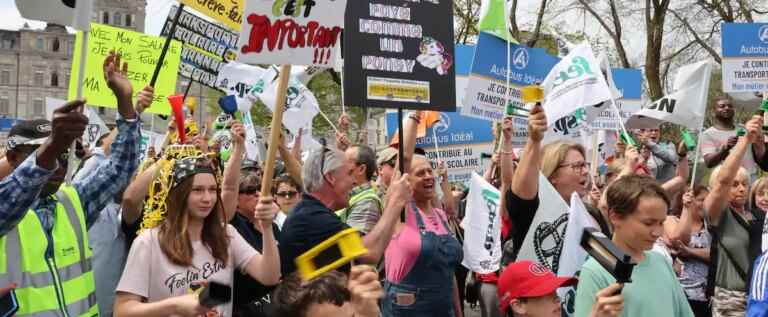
[218,95,242,122]
[168,94,186,144]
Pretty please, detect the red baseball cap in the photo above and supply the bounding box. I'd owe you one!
[497,260,577,314]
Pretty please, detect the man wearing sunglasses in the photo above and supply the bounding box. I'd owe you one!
[337,145,382,235]
[0,52,144,316]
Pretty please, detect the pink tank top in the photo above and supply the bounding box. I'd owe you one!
[384,204,450,283]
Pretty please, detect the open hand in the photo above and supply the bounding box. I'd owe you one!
[103,51,133,100]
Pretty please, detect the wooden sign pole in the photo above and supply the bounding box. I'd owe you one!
[260,65,293,197]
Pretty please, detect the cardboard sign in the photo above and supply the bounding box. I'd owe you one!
[68,23,182,115]
[180,0,244,31]
[344,0,456,111]
[463,33,559,122]
[721,23,768,93]
[236,0,346,66]
[162,5,239,88]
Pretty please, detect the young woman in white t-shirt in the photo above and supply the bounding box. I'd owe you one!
[114,156,280,317]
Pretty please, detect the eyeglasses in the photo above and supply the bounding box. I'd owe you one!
[558,161,589,172]
[276,190,298,199]
[239,186,260,195]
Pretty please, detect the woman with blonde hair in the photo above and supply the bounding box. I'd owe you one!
[750,176,768,213]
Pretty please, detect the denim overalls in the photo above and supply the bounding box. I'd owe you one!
[381,204,464,316]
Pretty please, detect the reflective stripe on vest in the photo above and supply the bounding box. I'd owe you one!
[0,185,98,316]
[337,187,382,222]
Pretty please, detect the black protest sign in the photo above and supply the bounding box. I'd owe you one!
[161,5,239,88]
[343,0,456,111]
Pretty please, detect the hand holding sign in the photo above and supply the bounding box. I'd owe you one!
[135,86,155,114]
[528,104,547,142]
[230,121,245,147]
[253,196,278,233]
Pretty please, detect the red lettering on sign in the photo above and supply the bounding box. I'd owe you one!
[241,14,342,55]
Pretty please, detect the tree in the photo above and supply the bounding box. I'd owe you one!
[645,0,671,101]
[574,0,632,68]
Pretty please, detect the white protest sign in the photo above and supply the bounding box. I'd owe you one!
[237,0,346,66]
[260,75,320,135]
[557,193,598,317]
[46,97,109,149]
[216,61,272,112]
[461,173,503,273]
[516,174,569,272]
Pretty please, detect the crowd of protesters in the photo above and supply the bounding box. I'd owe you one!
[3,53,768,317]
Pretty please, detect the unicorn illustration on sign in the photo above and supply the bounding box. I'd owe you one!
[417,37,453,75]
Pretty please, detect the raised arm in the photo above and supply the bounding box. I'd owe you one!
[278,133,304,188]
[398,111,421,174]
[358,173,411,264]
[662,149,689,196]
[500,117,516,188]
[512,104,546,200]
[221,122,245,222]
[244,197,281,286]
[705,116,759,224]
[666,190,695,245]
[121,162,161,225]
[437,162,456,217]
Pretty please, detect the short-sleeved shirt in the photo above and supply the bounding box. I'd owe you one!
[701,126,758,180]
[575,251,694,317]
[278,193,349,276]
[384,205,450,283]
[116,225,258,317]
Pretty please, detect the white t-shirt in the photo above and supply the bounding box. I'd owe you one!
[116,225,257,316]
[700,126,758,180]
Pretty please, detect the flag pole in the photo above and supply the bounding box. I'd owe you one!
[432,126,441,164]
[317,108,339,134]
[609,98,632,146]
[260,65,292,197]
[397,107,405,222]
[150,3,184,87]
[65,30,90,184]
[689,126,703,190]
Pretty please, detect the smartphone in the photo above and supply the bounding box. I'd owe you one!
[0,289,18,317]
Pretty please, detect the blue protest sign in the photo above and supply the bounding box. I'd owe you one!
[721,23,768,92]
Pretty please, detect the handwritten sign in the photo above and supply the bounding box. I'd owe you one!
[236,0,346,66]
[180,0,244,31]
[344,0,456,111]
[162,5,239,88]
[68,23,182,115]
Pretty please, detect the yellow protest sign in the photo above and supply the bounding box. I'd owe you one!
[180,0,243,31]
[68,23,182,115]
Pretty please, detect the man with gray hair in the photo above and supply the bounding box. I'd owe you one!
[279,145,411,276]
[337,145,382,235]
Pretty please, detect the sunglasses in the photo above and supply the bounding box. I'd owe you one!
[276,190,298,199]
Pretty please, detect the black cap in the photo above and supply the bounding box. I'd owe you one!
[7,119,51,149]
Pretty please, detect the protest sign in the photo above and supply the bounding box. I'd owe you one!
[180,0,243,31]
[216,61,272,111]
[587,68,643,130]
[463,32,559,122]
[541,43,612,126]
[557,193,598,317]
[260,72,320,135]
[462,173,503,273]
[721,23,768,93]
[162,5,239,88]
[46,97,108,148]
[68,23,182,115]
[344,0,456,111]
[236,0,345,66]
[626,61,712,130]
[516,174,569,273]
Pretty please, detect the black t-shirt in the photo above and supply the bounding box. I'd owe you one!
[230,213,281,315]
[504,190,540,261]
[278,194,350,276]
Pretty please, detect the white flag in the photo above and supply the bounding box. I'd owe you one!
[215,61,271,112]
[241,111,261,162]
[15,0,93,31]
[461,173,503,273]
[260,76,320,135]
[516,174,570,272]
[542,44,613,126]
[625,61,712,130]
[557,193,599,316]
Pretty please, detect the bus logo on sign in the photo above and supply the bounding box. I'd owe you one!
[760,25,768,44]
[512,48,529,70]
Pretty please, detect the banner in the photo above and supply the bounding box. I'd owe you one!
[516,174,569,273]
[216,61,272,111]
[721,23,768,93]
[461,173,503,273]
[179,0,243,31]
[557,193,598,317]
[15,0,93,31]
[237,0,345,66]
[259,71,320,134]
[46,97,108,149]
[542,43,612,126]
[463,33,559,122]
[343,0,456,111]
[162,5,239,88]
[626,61,712,130]
[242,111,262,161]
[68,23,182,115]
[478,0,517,43]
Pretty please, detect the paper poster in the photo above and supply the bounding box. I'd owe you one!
[236,0,346,66]
[179,0,243,31]
[68,23,182,115]
[721,23,768,93]
[461,173,503,273]
[344,0,456,111]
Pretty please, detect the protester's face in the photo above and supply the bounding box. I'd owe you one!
[345,147,366,185]
[187,173,218,220]
[694,190,708,216]
[756,187,768,212]
[275,182,300,212]
[514,292,562,317]
[304,302,353,317]
[327,155,357,209]
[550,150,588,199]
[237,182,260,217]
[715,100,734,121]
[729,173,749,208]
[610,196,667,252]
[410,156,436,202]
[645,128,660,143]
[378,162,395,187]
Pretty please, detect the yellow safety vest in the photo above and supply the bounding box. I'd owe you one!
[336,185,382,222]
[0,185,98,316]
